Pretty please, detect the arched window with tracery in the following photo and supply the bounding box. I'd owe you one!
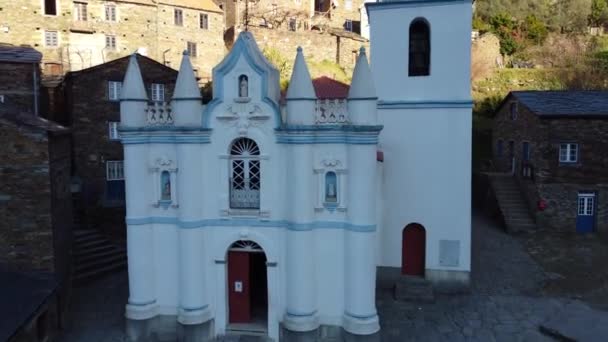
[230,138,260,209]
[409,18,430,77]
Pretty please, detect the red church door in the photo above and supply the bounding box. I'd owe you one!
[228,251,251,323]
[402,224,426,276]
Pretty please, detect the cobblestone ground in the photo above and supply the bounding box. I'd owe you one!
[58,214,585,341]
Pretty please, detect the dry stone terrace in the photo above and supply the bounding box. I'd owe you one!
[57,212,608,341]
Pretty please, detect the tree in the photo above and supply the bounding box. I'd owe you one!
[552,0,592,32]
[589,0,608,27]
[524,15,548,44]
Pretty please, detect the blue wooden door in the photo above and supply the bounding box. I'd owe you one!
[576,193,596,233]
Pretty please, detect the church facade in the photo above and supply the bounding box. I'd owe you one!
[119,0,472,340]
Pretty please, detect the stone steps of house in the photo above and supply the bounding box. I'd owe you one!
[394,276,435,303]
[72,229,127,284]
[490,176,537,232]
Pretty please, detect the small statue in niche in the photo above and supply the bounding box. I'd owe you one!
[161,171,171,201]
[325,171,338,203]
[239,75,248,98]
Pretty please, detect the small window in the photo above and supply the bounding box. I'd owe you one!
[44,31,58,47]
[151,83,165,102]
[44,0,57,15]
[108,122,120,140]
[289,18,297,31]
[160,171,171,201]
[409,18,430,76]
[200,13,209,29]
[105,4,117,22]
[510,102,518,120]
[74,2,88,21]
[497,139,503,157]
[106,161,125,201]
[174,8,183,26]
[578,194,595,216]
[559,143,578,163]
[186,41,197,57]
[108,81,122,101]
[105,35,117,49]
[325,172,338,203]
[345,19,353,32]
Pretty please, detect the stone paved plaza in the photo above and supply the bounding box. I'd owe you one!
[57,214,605,341]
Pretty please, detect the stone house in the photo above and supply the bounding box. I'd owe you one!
[219,0,368,73]
[0,0,224,80]
[63,54,178,238]
[0,45,43,116]
[0,112,72,342]
[492,91,608,234]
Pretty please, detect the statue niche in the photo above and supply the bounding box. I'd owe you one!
[238,75,249,98]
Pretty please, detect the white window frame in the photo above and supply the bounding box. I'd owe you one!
[314,160,347,212]
[174,8,183,26]
[559,143,578,163]
[105,35,117,49]
[200,13,209,29]
[74,2,88,21]
[44,30,59,47]
[105,3,117,22]
[151,83,165,102]
[578,193,595,216]
[108,81,122,101]
[108,122,120,140]
[106,161,124,181]
[186,41,197,57]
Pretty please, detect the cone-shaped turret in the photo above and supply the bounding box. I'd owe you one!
[286,47,317,125]
[347,47,378,125]
[120,54,148,126]
[172,51,203,126]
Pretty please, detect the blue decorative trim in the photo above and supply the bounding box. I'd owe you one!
[348,97,378,101]
[366,0,471,12]
[323,202,339,213]
[126,217,377,232]
[203,33,282,128]
[120,98,148,102]
[119,126,213,133]
[344,311,378,320]
[377,100,473,109]
[285,97,317,101]
[119,127,212,144]
[128,299,157,306]
[275,125,383,145]
[172,97,202,101]
[286,310,318,317]
[181,305,209,312]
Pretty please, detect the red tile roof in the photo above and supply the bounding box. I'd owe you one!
[312,76,350,100]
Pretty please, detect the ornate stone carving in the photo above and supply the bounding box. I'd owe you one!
[216,103,270,136]
[146,102,173,126]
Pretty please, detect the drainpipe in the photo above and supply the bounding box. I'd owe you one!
[33,63,39,116]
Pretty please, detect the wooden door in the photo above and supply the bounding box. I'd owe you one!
[402,224,426,276]
[228,251,251,323]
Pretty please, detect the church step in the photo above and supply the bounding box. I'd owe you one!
[73,232,104,244]
[73,260,127,285]
[75,246,126,265]
[75,252,127,274]
[73,244,116,258]
[74,238,111,252]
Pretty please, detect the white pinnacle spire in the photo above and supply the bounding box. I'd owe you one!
[174,51,201,99]
[121,54,148,100]
[348,47,376,99]
[286,47,316,100]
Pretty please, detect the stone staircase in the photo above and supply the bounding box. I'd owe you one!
[394,275,435,303]
[72,230,127,284]
[489,175,536,233]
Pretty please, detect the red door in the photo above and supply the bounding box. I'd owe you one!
[228,251,250,323]
[402,224,426,276]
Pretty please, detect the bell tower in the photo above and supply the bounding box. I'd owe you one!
[366,0,473,290]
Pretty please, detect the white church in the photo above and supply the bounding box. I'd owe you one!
[119,0,472,340]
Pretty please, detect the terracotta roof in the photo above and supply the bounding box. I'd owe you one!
[510,91,608,118]
[116,0,222,12]
[0,44,42,63]
[312,76,350,99]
